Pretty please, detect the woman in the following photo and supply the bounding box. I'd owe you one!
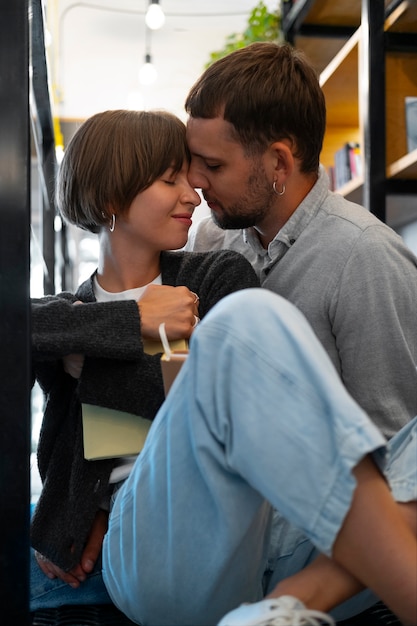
[30,109,259,610]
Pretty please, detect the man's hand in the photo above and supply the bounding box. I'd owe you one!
[138,284,200,341]
[35,509,109,587]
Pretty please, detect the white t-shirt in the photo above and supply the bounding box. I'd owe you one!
[93,273,162,483]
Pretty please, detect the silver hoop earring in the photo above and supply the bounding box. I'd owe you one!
[273,181,286,196]
[109,214,116,232]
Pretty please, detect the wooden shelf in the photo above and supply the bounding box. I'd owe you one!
[339,175,364,198]
[284,0,362,73]
[385,0,417,32]
[319,30,362,175]
[386,52,417,164]
[320,28,360,126]
[385,3,417,170]
[294,0,400,26]
[302,0,362,25]
[387,149,417,179]
[283,0,417,223]
[294,37,350,74]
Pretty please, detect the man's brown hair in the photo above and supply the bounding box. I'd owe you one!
[185,42,325,173]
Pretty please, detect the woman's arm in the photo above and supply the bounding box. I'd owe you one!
[32,296,142,361]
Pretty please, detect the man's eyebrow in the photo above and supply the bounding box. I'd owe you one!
[190,150,221,161]
[189,149,208,158]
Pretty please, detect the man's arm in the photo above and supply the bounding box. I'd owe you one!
[335,226,417,438]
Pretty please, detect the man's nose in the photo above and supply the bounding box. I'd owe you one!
[188,163,207,190]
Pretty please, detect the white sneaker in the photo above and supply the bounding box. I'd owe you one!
[217,596,335,626]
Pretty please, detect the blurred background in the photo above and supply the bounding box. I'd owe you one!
[46,0,280,123]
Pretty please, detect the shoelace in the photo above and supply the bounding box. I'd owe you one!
[264,605,335,626]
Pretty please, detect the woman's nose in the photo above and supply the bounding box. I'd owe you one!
[187,186,201,208]
[181,179,201,208]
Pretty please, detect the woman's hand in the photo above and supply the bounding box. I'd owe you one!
[34,509,109,587]
[138,284,199,340]
[63,352,85,378]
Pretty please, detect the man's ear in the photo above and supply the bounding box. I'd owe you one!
[268,140,295,179]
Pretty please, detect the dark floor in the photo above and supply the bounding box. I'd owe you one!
[31,600,403,626]
[337,600,403,625]
[31,603,136,625]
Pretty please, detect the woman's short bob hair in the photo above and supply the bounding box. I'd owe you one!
[57,109,190,233]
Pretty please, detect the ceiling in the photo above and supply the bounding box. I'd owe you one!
[45,0,280,124]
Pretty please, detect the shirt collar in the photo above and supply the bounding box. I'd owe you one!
[242,165,330,258]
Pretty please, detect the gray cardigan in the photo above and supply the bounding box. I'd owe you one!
[30,250,259,571]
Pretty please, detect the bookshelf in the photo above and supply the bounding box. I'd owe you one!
[281,0,417,229]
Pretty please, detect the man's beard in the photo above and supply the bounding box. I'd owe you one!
[210,163,275,230]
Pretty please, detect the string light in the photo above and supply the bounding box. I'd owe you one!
[139,53,157,85]
[145,0,165,30]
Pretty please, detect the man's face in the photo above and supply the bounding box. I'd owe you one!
[186,116,275,230]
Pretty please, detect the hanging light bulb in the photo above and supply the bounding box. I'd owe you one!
[145,0,165,30]
[139,53,157,85]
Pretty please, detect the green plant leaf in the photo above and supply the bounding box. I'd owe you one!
[205,1,282,67]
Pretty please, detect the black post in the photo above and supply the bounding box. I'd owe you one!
[0,0,31,622]
[361,0,386,220]
[31,0,57,294]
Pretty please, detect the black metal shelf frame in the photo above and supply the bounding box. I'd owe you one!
[0,1,31,622]
[30,0,57,296]
[0,0,62,621]
[281,0,390,222]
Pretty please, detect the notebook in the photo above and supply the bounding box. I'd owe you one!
[82,330,188,460]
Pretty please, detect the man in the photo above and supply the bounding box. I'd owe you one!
[184,41,417,440]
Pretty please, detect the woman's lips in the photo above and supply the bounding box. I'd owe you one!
[172,214,193,226]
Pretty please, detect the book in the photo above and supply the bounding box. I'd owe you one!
[405,96,417,153]
[82,330,188,460]
[334,141,362,189]
[348,142,362,179]
[82,403,152,460]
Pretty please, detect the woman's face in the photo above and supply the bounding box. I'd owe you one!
[116,162,201,252]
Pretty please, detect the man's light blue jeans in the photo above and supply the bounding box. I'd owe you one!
[102,289,415,626]
[31,289,416,622]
